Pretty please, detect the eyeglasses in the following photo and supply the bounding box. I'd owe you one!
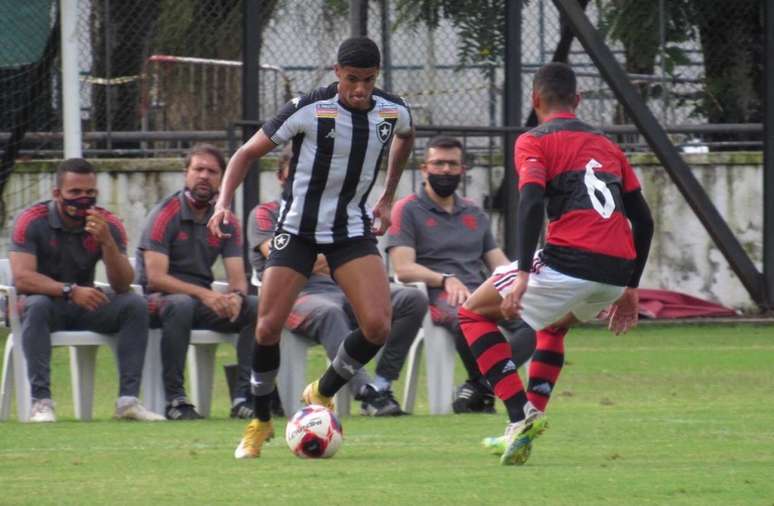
[425,160,462,169]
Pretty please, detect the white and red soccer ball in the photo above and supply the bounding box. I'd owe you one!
[285,405,343,458]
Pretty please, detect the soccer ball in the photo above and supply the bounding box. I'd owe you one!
[285,405,343,458]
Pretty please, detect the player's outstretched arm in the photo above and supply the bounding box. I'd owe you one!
[372,130,415,235]
[622,189,654,289]
[209,130,277,238]
[609,190,654,335]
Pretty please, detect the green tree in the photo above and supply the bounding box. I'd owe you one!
[691,0,763,125]
[602,0,762,145]
[396,0,763,132]
[394,0,505,67]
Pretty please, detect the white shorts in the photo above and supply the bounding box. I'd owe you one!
[492,257,625,331]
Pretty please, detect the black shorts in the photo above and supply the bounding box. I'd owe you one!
[265,231,381,278]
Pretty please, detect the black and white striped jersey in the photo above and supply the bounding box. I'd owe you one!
[262,82,412,244]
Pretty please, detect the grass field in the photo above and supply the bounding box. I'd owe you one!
[1,324,773,505]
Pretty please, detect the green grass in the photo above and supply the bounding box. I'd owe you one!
[1,324,773,505]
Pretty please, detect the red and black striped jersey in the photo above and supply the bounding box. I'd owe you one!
[515,112,641,286]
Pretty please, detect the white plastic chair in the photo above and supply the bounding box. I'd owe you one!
[0,258,122,422]
[140,281,239,417]
[397,281,457,415]
[252,270,351,418]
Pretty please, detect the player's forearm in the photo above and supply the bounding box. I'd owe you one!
[382,132,414,199]
[516,183,545,272]
[622,190,654,287]
[216,147,252,208]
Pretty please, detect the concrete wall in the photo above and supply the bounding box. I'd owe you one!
[632,152,762,312]
[0,152,764,311]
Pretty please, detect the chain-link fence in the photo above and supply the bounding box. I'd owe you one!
[0,0,765,158]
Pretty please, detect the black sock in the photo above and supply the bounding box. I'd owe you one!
[251,344,279,422]
[453,326,484,382]
[253,393,272,422]
[503,390,529,423]
[319,329,382,397]
[252,343,279,371]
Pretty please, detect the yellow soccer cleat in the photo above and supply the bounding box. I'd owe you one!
[234,419,274,459]
[301,380,335,411]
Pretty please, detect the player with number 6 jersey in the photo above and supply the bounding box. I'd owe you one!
[456,62,654,466]
[516,111,641,286]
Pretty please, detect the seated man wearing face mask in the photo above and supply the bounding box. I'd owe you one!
[8,158,163,422]
[387,136,536,414]
[134,144,259,420]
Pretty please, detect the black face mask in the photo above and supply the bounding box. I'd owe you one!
[184,187,217,209]
[427,173,461,198]
[61,196,96,221]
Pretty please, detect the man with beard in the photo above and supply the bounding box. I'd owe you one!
[387,136,536,414]
[135,144,258,420]
[8,158,164,422]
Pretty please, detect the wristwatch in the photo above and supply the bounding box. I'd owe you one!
[440,273,455,290]
[62,283,74,301]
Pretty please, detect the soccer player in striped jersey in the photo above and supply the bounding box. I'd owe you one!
[208,37,415,459]
[457,62,654,465]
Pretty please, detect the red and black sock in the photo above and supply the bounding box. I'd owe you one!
[458,307,528,423]
[526,326,567,412]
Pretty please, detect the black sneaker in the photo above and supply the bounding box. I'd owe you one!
[231,389,284,419]
[358,386,403,416]
[452,380,496,414]
[165,398,204,420]
[230,400,255,419]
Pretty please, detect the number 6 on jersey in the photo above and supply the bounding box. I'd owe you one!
[584,158,615,219]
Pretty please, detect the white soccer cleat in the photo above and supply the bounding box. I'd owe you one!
[500,408,548,466]
[114,398,166,421]
[30,399,56,423]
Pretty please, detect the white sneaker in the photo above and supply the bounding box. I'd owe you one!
[523,401,543,423]
[500,409,548,466]
[30,399,56,423]
[114,397,166,421]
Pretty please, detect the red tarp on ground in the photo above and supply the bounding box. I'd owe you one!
[637,289,738,319]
